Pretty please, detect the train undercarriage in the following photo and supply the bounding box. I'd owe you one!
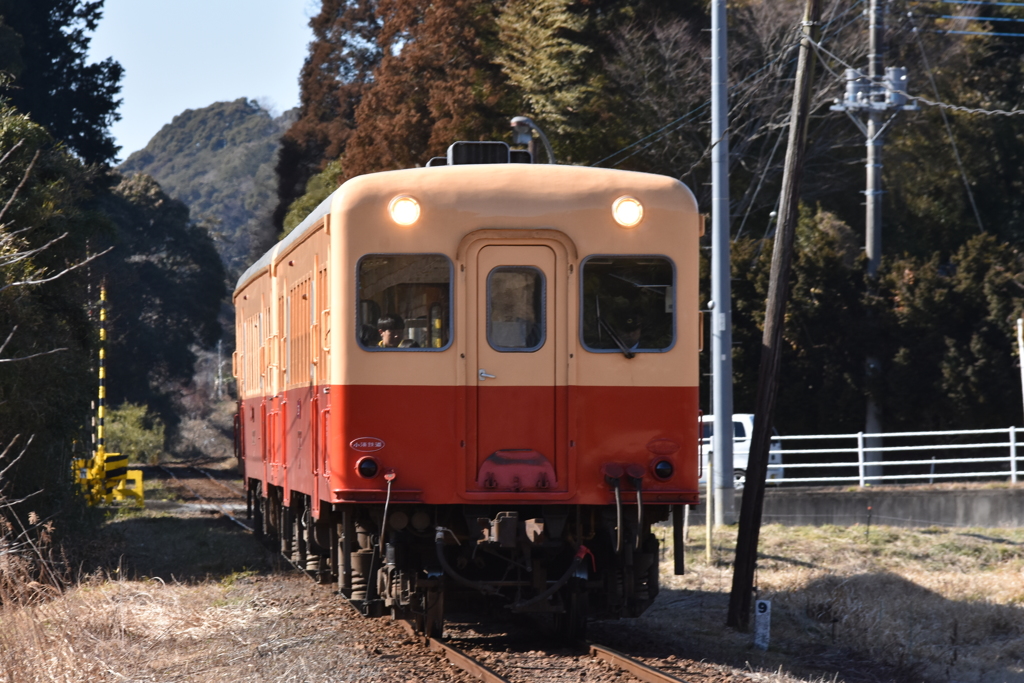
[248,481,675,640]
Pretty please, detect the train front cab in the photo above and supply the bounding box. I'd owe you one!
[235,161,701,638]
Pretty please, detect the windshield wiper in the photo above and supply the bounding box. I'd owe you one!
[595,295,634,359]
[598,316,635,359]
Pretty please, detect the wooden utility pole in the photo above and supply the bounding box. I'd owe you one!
[727,0,821,631]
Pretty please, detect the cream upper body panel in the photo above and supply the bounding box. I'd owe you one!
[237,163,700,389]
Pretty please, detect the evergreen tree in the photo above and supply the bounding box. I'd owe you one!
[495,0,595,140]
[876,234,1024,431]
[0,0,123,165]
[96,173,226,422]
[0,101,97,506]
[724,207,867,434]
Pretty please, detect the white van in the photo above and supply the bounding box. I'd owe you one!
[699,413,784,488]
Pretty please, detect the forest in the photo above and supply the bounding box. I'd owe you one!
[2,0,1024,524]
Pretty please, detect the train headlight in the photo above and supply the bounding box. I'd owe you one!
[612,196,643,228]
[356,456,380,479]
[653,460,674,480]
[389,195,420,226]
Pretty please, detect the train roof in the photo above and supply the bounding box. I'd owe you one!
[234,163,695,294]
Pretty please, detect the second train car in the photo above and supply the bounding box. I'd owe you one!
[233,141,701,638]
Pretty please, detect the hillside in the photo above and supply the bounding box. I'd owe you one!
[120,99,295,279]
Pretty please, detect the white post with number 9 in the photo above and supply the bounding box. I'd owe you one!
[754,599,771,650]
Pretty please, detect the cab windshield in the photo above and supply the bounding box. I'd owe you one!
[357,254,452,350]
[581,256,674,353]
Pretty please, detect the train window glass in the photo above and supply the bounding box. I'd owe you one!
[580,256,674,353]
[701,419,755,441]
[487,266,545,352]
[357,254,452,351]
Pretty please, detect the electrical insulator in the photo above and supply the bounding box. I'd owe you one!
[844,69,868,105]
[886,67,908,107]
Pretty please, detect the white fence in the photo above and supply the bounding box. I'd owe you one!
[774,427,1022,487]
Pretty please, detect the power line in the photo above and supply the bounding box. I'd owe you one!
[909,15,986,232]
[810,35,1024,115]
[911,0,1024,7]
[931,29,1024,36]
[929,14,1024,22]
[592,0,867,169]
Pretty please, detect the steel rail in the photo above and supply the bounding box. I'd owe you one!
[157,465,252,532]
[397,620,510,683]
[189,465,247,498]
[589,643,692,683]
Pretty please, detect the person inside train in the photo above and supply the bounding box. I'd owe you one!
[377,313,405,348]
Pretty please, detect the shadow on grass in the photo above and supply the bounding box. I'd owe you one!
[590,586,909,683]
[99,511,277,582]
[595,572,1024,683]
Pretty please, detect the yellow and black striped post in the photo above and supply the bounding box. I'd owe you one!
[97,283,108,459]
[75,284,143,506]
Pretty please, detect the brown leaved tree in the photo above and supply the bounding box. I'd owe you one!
[341,0,510,179]
[273,0,382,229]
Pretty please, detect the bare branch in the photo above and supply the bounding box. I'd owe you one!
[0,231,69,269]
[0,246,113,295]
[0,139,25,172]
[0,434,30,483]
[0,347,68,364]
[0,326,14,357]
[0,149,39,226]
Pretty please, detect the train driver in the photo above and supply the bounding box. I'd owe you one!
[377,314,405,348]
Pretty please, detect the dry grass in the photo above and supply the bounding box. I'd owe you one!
[0,575,360,682]
[649,523,1024,682]
[3,487,1024,682]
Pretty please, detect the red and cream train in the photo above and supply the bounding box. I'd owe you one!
[232,141,701,637]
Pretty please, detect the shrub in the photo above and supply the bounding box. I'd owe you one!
[105,403,164,465]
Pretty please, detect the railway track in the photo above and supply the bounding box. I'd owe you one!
[148,465,721,682]
[395,618,694,683]
[156,465,252,531]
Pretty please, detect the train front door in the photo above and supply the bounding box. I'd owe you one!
[468,243,567,493]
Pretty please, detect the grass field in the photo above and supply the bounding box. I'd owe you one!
[640,522,1024,682]
[2,499,1023,681]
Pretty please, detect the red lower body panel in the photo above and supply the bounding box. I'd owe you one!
[238,384,700,513]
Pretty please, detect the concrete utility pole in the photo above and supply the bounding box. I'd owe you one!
[728,0,822,631]
[710,0,736,526]
[830,0,917,482]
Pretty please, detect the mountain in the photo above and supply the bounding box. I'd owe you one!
[120,98,296,279]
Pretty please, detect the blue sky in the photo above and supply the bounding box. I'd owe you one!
[88,0,317,161]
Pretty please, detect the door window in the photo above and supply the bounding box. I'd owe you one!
[487,266,545,352]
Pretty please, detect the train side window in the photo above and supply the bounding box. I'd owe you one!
[357,254,452,351]
[487,266,545,352]
[580,256,675,353]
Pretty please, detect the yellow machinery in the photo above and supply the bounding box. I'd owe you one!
[74,285,144,507]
